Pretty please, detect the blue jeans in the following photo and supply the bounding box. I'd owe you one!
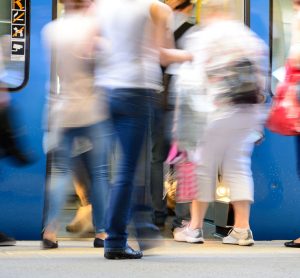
[104,88,151,250]
[43,120,111,234]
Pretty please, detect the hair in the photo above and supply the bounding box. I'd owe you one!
[294,0,300,6]
[59,0,92,10]
[174,0,193,11]
[201,0,233,14]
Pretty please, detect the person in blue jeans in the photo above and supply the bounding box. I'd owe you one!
[95,0,192,259]
[42,122,111,249]
[41,0,111,249]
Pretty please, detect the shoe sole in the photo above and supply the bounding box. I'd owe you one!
[0,241,16,246]
[222,240,254,246]
[104,254,143,260]
[174,235,204,244]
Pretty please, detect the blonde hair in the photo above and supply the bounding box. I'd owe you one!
[201,0,233,14]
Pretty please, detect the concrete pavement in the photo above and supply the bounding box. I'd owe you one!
[0,239,300,278]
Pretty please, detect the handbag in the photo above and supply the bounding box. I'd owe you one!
[267,61,300,135]
[164,142,198,203]
[175,160,198,203]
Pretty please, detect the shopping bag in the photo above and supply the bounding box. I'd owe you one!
[267,61,300,135]
[174,160,198,203]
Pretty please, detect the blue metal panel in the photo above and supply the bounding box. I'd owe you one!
[0,0,51,239]
[250,0,300,240]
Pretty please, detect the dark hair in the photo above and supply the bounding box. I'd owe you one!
[174,0,192,11]
[59,0,92,9]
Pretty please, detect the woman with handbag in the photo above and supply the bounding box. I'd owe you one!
[284,0,300,249]
[173,0,268,245]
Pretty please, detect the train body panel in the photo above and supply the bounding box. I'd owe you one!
[0,0,51,239]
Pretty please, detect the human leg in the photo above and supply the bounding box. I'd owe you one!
[42,129,75,247]
[83,120,112,245]
[149,93,168,226]
[104,89,150,258]
[66,155,93,233]
[220,121,256,246]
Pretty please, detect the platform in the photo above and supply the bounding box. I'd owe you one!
[1,239,300,278]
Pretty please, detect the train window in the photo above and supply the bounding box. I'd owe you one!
[0,0,30,91]
[272,0,293,90]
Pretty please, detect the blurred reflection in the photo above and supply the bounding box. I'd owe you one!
[0,37,33,165]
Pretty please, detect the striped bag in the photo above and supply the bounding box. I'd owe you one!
[175,160,198,203]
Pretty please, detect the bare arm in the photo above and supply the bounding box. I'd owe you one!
[150,1,193,66]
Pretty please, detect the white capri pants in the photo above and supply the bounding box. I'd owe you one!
[196,108,263,203]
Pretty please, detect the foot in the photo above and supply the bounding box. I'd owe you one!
[104,246,143,260]
[152,212,167,228]
[173,226,204,243]
[42,238,58,249]
[94,238,104,248]
[94,232,106,248]
[66,204,94,233]
[42,230,58,249]
[223,228,254,246]
[284,238,300,248]
[0,232,16,246]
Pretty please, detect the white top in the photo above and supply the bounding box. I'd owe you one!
[176,20,268,129]
[95,0,162,91]
[186,20,267,108]
[42,13,108,128]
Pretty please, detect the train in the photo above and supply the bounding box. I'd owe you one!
[0,0,299,241]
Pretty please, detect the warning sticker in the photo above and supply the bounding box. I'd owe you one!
[12,10,26,24]
[11,41,25,61]
[12,25,25,39]
[12,0,26,11]
[11,0,26,61]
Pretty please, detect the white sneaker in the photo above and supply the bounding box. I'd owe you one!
[223,228,254,246]
[173,226,204,243]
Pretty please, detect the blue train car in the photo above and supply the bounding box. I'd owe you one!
[0,0,298,241]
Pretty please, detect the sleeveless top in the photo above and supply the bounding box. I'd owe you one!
[95,0,162,91]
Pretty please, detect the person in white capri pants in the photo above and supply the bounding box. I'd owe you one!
[173,0,268,246]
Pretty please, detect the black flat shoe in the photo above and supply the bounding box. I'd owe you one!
[104,246,143,260]
[0,232,16,246]
[42,239,58,249]
[284,240,300,248]
[94,238,104,248]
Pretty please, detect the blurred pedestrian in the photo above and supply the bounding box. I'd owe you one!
[173,0,268,246]
[148,0,196,229]
[0,43,16,247]
[41,0,111,249]
[94,0,192,259]
[284,0,300,249]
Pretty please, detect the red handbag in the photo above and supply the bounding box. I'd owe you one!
[267,61,300,135]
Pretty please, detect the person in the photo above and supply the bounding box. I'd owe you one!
[149,0,195,229]
[65,150,94,234]
[0,43,16,247]
[94,0,192,259]
[285,0,300,249]
[173,0,268,246]
[41,0,111,249]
